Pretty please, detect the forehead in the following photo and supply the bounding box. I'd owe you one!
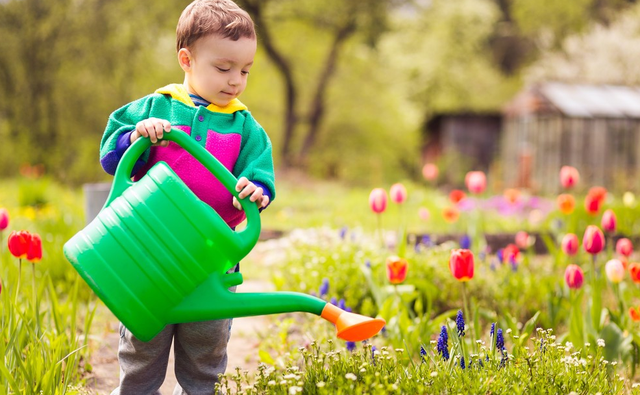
[192,34,256,63]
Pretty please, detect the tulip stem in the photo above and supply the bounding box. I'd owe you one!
[615,282,625,327]
[32,262,39,336]
[461,282,476,353]
[15,258,21,308]
[590,254,601,332]
[376,214,383,249]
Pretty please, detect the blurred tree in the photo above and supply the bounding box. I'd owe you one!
[0,0,185,183]
[528,2,640,85]
[490,0,637,75]
[238,0,400,169]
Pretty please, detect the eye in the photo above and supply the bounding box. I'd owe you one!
[241,70,250,75]
[216,67,230,72]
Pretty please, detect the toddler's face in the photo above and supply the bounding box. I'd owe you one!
[185,34,256,107]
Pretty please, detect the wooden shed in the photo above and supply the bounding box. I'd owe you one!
[501,82,640,193]
[423,113,502,182]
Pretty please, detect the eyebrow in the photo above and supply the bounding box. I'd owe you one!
[216,58,254,67]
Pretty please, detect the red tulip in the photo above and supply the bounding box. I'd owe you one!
[557,194,575,215]
[369,188,388,214]
[561,233,579,256]
[559,166,579,189]
[616,238,633,257]
[27,233,42,263]
[629,262,640,283]
[449,249,474,282]
[0,208,8,230]
[564,264,584,289]
[583,225,605,255]
[584,193,601,215]
[601,209,616,233]
[442,206,460,223]
[422,163,438,181]
[386,256,408,284]
[8,230,31,259]
[465,171,486,194]
[589,186,607,203]
[502,243,520,264]
[389,183,407,204]
[449,190,466,204]
[629,306,640,322]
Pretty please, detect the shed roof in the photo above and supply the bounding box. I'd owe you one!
[506,82,640,118]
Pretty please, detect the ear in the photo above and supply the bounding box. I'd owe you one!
[178,48,193,72]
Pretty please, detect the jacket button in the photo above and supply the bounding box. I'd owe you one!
[195,135,202,141]
[198,115,204,122]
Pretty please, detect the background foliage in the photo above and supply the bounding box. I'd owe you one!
[0,0,639,185]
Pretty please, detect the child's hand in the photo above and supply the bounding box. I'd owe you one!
[131,118,171,147]
[233,177,269,210]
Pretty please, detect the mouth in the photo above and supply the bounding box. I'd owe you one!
[221,91,236,97]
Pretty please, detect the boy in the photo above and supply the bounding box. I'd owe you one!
[99,1,275,393]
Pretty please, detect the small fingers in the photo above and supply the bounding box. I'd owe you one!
[135,118,171,143]
[249,187,263,203]
[260,195,270,209]
[232,197,242,210]
[135,121,150,138]
[238,183,256,199]
[235,177,249,193]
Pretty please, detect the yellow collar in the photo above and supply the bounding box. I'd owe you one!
[155,84,247,114]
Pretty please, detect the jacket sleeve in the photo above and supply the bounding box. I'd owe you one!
[99,95,156,175]
[233,111,276,202]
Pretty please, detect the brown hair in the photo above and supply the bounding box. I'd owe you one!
[176,0,255,52]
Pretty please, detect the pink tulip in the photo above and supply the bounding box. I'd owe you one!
[515,231,530,249]
[616,238,633,257]
[565,264,584,289]
[605,259,625,283]
[418,207,430,221]
[601,209,616,233]
[389,183,407,204]
[465,171,486,194]
[369,188,388,214]
[422,163,439,181]
[561,233,579,256]
[0,208,8,231]
[583,225,605,255]
[559,166,579,189]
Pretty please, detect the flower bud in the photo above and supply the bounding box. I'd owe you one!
[369,188,388,214]
[449,249,474,282]
[583,225,605,255]
[564,264,584,289]
[559,166,579,189]
[605,259,624,283]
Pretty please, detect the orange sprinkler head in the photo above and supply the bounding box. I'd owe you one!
[320,303,386,342]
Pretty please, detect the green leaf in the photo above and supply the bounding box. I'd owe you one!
[259,349,275,365]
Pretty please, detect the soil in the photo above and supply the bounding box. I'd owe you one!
[84,247,275,395]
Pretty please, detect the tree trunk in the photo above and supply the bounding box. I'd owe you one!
[242,0,299,168]
[297,19,356,166]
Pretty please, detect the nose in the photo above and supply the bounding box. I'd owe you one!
[228,72,241,87]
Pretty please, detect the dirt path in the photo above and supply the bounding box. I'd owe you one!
[85,274,275,394]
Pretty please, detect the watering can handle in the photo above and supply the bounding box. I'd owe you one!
[105,129,261,253]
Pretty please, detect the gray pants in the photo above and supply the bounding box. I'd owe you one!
[110,318,233,395]
[111,263,240,395]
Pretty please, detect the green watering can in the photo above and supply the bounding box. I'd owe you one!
[64,130,385,342]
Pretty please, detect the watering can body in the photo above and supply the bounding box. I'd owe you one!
[64,130,384,342]
[64,130,261,341]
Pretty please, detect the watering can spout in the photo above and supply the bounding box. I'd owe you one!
[168,272,385,342]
